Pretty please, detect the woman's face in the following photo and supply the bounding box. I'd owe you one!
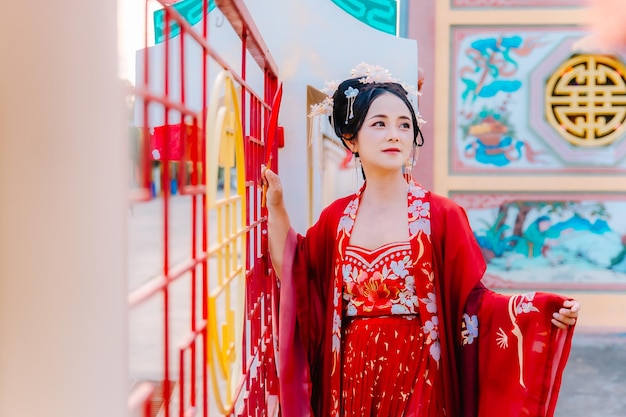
[348,92,414,175]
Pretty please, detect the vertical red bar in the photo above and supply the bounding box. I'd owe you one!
[200,3,209,416]
[162,8,172,417]
[178,27,187,196]
[179,349,185,416]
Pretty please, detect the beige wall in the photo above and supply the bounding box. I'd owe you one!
[0,1,128,416]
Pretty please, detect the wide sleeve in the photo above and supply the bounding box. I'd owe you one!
[429,193,488,417]
[275,227,314,417]
[274,198,347,417]
[465,289,575,417]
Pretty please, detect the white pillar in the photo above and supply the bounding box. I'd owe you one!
[0,1,128,417]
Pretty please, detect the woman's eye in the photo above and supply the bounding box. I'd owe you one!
[373,121,385,127]
[400,123,411,129]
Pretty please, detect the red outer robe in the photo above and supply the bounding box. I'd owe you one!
[276,189,575,417]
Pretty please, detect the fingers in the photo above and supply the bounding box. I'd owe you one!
[563,299,580,313]
[551,318,568,330]
[551,300,579,329]
[262,167,281,189]
[552,311,577,326]
[560,300,580,319]
[260,165,274,191]
[260,165,283,207]
[260,164,276,183]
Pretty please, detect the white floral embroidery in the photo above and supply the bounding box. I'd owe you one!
[344,199,358,216]
[390,259,410,278]
[461,313,479,345]
[430,340,441,361]
[517,301,539,314]
[404,275,415,292]
[423,316,439,342]
[342,264,356,282]
[397,290,419,310]
[338,214,354,234]
[332,310,341,353]
[391,304,410,314]
[409,217,431,236]
[408,183,426,198]
[337,199,358,234]
[409,200,430,218]
[421,292,438,314]
[346,304,358,316]
[515,292,539,314]
[381,264,391,279]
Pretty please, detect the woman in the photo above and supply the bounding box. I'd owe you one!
[262,64,579,417]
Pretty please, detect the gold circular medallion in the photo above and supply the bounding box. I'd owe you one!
[546,54,626,147]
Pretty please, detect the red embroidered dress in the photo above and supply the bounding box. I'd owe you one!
[341,242,433,416]
[343,241,417,318]
[329,182,441,416]
[275,180,576,417]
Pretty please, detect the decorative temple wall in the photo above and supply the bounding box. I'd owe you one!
[409,0,626,330]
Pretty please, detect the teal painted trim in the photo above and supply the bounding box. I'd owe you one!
[331,0,398,35]
[154,0,216,44]
[398,0,407,38]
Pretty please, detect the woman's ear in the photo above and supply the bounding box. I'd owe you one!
[343,134,357,153]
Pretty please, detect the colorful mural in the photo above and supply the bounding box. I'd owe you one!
[452,27,626,174]
[454,193,626,290]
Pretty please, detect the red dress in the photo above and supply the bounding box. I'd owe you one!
[341,242,433,416]
[275,181,575,417]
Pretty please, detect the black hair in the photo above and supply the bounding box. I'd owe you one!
[330,78,424,151]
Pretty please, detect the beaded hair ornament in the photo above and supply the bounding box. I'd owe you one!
[308,62,426,129]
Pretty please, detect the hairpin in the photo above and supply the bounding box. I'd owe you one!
[344,86,359,124]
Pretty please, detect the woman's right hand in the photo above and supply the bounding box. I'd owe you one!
[261,165,290,279]
[261,165,284,208]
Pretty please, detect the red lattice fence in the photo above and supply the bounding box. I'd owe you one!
[126,1,281,416]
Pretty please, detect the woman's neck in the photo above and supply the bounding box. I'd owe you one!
[361,174,408,205]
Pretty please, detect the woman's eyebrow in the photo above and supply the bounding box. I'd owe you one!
[367,114,410,119]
